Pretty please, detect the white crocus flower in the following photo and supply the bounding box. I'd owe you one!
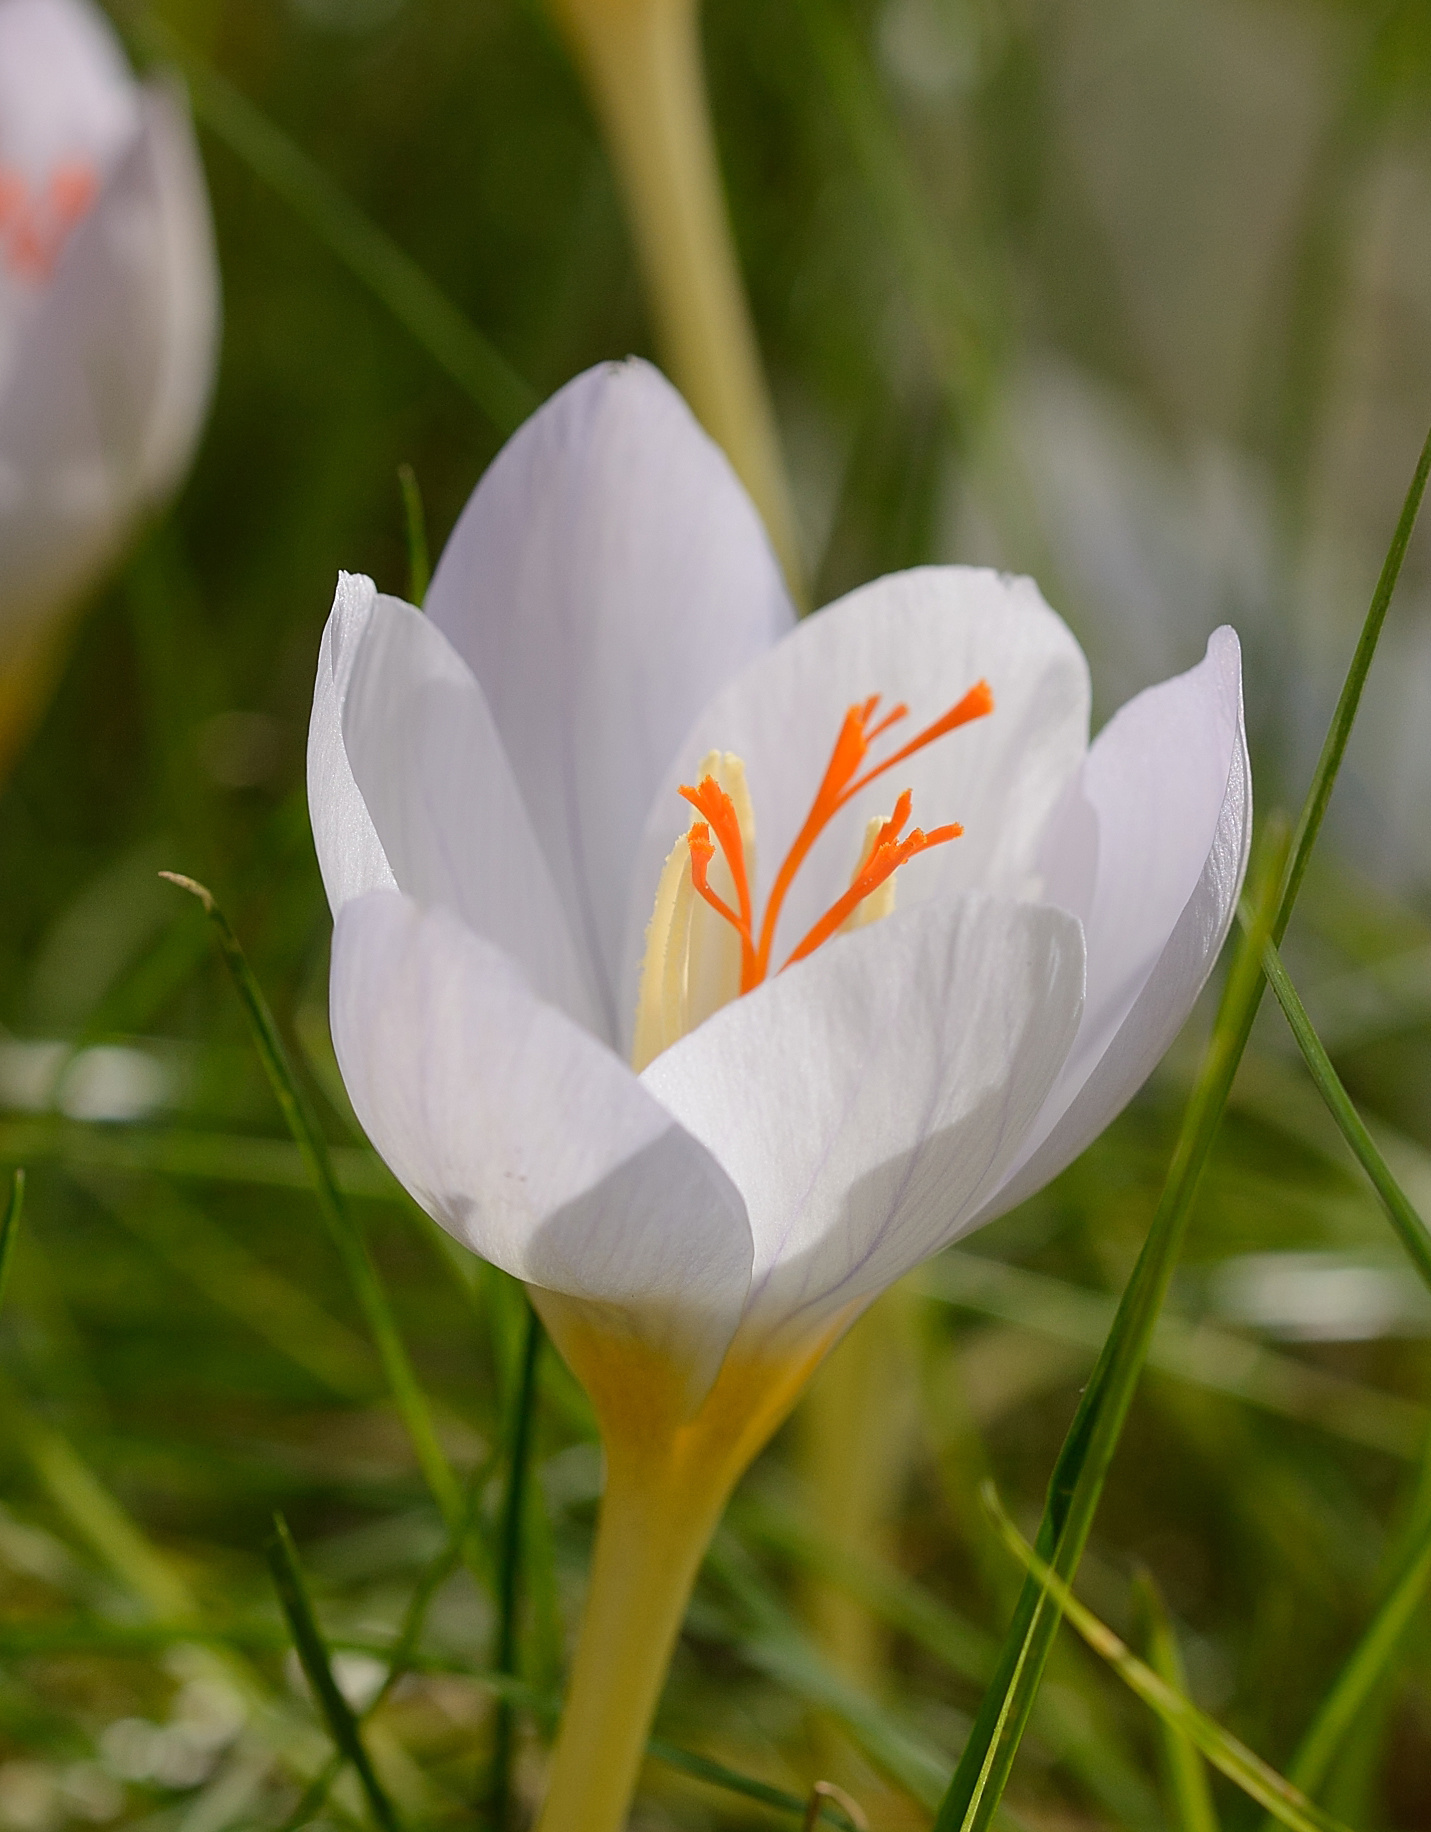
[308,359,1250,1832]
[0,0,218,753]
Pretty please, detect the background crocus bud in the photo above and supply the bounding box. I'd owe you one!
[0,0,219,768]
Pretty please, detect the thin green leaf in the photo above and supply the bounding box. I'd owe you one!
[1275,424,1431,936]
[647,1742,859,1828]
[1257,928,1431,1294]
[937,818,1292,1832]
[488,1300,543,1829]
[160,874,463,1528]
[133,16,537,436]
[1274,1498,1431,1806]
[982,1488,1351,1832]
[397,464,430,608]
[0,1168,23,1313]
[1133,1570,1221,1832]
[940,419,1431,1832]
[265,1513,401,1832]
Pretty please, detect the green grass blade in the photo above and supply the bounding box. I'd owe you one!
[396,464,431,607]
[1133,1570,1221,1832]
[488,1300,543,1829]
[983,1489,1351,1832]
[134,15,537,436]
[1275,423,1431,938]
[938,422,1431,1832]
[936,819,1291,1832]
[793,0,992,418]
[646,1742,859,1827]
[265,1514,401,1832]
[161,875,463,1528]
[1258,929,1431,1293]
[1275,1499,1431,1805]
[0,1168,23,1312]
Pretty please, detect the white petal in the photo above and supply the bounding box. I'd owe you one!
[981,626,1251,1218]
[424,359,795,1035]
[127,81,221,509]
[331,892,753,1407]
[307,574,398,914]
[0,79,218,644]
[623,566,1090,1046]
[641,895,1085,1349]
[0,0,136,194]
[332,586,599,1030]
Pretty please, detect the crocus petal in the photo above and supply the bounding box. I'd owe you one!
[0,71,219,644]
[321,581,599,1030]
[623,566,1090,1042]
[307,573,398,913]
[331,891,754,1409]
[641,894,1085,1350]
[425,359,796,1036]
[980,626,1250,1219]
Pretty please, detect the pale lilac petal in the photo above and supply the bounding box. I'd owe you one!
[0,0,135,201]
[425,360,795,1035]
[623,566,1090,1049]
[308,574,398,914]
[331,892,753,1407]
[641,894,1085,1350]
[980,626,1250,1219]
[332,586,599,1030]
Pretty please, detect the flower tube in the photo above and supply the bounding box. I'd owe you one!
[0,0,219,770]
[307,359,1251,1832]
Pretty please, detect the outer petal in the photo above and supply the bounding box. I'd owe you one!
[641,895,1085,1349]
[331,891,753,1409]
[308,573,398,914]
[980,626,1250,1219]
[0,77,219,644]
[425,360,795,1036]
[323,581,598,1030]
[623,566,1090,1046]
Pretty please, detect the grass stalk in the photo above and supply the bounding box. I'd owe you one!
[936,419,1431,1831]
[0,1169,23,1312]
[1258,931,1431,1292]
[488,1300,542,1828]
[161,875,464,1529]
[265,1514,402,1832]
[397,464,431,607]
[133,13,536,436]
[1133,1569,1221,1832]
[1274,1500,1431,1807]
[983,1488,1350,1832]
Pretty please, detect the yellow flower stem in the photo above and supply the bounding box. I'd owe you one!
[549,0,806,605]
[532,1290,858,1832]
[535,1437,734,1832]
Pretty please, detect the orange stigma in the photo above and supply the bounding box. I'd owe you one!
[676,680,992,989]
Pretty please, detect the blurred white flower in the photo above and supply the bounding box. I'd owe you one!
[0,0,218,729]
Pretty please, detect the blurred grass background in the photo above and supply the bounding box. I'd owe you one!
[3,0,1431,1826]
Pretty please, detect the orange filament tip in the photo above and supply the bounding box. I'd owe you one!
[670,678,990,995]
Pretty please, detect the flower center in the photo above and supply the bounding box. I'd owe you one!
[631,679,993,1071]
[0,159,99,285]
